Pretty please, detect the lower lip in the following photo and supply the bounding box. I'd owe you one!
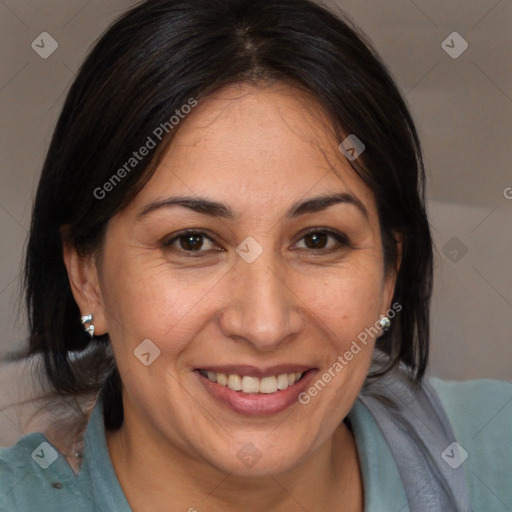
[196,370,317,416]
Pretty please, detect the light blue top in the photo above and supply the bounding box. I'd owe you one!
[0,377,511,511]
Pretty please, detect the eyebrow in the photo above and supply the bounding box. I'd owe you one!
[137,192,368,220]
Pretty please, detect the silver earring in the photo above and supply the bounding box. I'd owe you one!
[81,314,95,338]
[379,316,391,332]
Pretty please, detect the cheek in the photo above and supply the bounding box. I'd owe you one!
[300,260,385,342]
[99,250,225,350]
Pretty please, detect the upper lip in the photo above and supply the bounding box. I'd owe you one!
[196,364,314,378]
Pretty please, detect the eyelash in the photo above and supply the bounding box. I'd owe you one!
[162,228,352,256]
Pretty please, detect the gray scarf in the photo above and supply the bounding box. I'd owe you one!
[359,366,473,511]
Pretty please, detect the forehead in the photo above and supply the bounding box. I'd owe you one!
[131,83,376,218]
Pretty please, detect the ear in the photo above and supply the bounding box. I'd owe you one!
[62,240,108,336]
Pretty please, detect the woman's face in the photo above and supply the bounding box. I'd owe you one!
[85,83,398,475]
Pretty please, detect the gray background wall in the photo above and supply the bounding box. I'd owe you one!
[0,0,510,380]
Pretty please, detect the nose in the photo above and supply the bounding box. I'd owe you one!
[218,252,304,351]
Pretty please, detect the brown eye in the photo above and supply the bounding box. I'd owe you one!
[294,230,351,252]
[304,232,328,249]
[163,231,219,253]
[180,233,205,251]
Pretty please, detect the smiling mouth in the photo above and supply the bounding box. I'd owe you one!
[198,369,306,394]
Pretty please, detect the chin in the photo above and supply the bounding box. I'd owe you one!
[197,433,315,478]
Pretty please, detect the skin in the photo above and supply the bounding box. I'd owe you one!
[64,82,401,512]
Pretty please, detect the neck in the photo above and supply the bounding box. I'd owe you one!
[106,406,363,512]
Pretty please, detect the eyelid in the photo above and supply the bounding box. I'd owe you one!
[292,227,352,249]
[162,229,222,251]
[162,227,351,254]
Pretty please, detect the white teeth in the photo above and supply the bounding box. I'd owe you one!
[260,376,278,394]
[203,371,304,393]
[277,374,289,390]
[228,374,242,391]
[242,376,260,393]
